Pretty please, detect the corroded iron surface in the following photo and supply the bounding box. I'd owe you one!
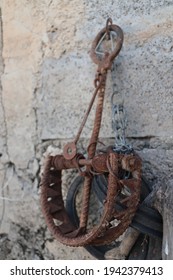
[40,19,142,247]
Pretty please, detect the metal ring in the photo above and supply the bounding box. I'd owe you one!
[90,22,124,67]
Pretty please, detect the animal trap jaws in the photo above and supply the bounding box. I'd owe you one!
[40,19,142,247]
[40,149,142,246]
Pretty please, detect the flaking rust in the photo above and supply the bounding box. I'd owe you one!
[40,19,142,247]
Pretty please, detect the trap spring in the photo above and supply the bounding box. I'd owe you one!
[40,19,142,247]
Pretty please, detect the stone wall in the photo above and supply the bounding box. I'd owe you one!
[0,0,173,259]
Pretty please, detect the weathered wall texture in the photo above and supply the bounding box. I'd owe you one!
[0,0,173,259]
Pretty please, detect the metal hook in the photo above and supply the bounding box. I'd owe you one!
[106,17,113,40]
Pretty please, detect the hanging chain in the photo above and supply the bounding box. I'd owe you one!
[110,41,132,154]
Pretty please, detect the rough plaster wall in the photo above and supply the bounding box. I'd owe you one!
[0,0,173,259]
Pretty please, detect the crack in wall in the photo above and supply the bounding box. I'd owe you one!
[31,41,48,188]
[0,7,9,232]
[32,39,48,163]
[0,9,23,232]
[0,8,9,161]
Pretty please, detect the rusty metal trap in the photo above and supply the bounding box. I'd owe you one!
[40,19,163,259]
